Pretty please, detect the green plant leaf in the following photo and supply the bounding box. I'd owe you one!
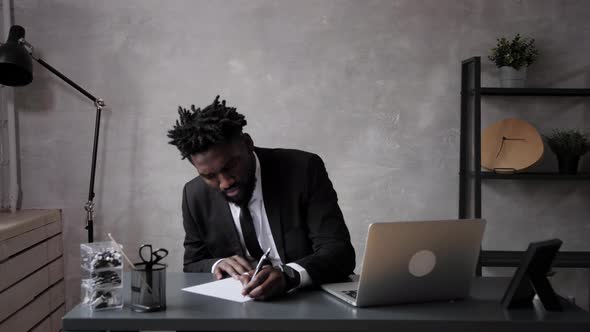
[489,34,539,69]
[543,129,590,157]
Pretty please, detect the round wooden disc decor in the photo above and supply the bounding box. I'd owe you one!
[481,118,544,173]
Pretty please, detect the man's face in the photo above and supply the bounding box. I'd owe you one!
[190,136,256,205]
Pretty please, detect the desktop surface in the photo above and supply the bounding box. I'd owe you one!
[63,272,590,332]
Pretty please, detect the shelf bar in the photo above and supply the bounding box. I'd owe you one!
[480,88,590,97]
[481,250,590,268]
[480,172,590,180]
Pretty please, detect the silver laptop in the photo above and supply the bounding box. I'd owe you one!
[321,219,486,307]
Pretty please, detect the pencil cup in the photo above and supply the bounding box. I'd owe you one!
[130,262,166,312]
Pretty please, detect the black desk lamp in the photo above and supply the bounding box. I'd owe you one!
[0,25,105,242]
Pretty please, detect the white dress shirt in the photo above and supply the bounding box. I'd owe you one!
[211,152,311,288]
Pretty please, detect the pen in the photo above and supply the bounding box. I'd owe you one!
[252,248,272,279]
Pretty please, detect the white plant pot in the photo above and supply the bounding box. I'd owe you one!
[499,66,527,88]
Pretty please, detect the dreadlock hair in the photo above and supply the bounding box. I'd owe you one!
[167,95,247,160]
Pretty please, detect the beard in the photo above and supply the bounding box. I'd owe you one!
[223,177,256,206]
[222,152,257,206]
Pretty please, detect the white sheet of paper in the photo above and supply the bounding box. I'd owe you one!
[182,278,254,303]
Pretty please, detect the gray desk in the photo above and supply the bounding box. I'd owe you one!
[63,273,590,332]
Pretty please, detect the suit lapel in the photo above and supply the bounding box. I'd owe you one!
[210,189,245,256]
[255,147,286,262]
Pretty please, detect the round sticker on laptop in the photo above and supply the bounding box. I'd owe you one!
[408,250,436,277]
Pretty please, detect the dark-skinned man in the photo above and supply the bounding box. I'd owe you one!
[167,96,355,300]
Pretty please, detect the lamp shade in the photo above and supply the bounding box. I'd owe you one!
[0,25,33,86]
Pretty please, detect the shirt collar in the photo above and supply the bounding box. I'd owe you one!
[251,151,262,203]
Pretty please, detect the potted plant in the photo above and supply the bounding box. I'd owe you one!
[543,129,590,174]
[488,34,539,88]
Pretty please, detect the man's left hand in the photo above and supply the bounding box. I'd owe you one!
[240,266,286,300]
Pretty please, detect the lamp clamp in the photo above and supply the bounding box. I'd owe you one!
[17,38,39,60]
[95,98,105,109]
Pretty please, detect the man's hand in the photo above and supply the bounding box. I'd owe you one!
[214,255,253,280]
[240,266,287,300]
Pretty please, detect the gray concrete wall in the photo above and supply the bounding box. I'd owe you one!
[9,0,590,309]
[0,0,9,209]
[0,0,6,209]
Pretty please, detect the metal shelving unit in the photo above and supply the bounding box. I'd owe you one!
[459,56,590,277]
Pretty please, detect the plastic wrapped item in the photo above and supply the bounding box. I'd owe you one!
[80,241,123,271]
[81,280,123,310]
[80,241,124,311]
[81,269,123,288]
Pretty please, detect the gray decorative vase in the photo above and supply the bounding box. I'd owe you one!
[499,66,527,88]
[556,154,580,175]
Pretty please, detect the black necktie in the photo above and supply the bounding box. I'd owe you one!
[239,204,263,260]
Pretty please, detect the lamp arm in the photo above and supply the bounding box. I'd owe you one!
[20,38,103,106]
[36,57,103,105]
[84,103,102,243]
[20,38,105,243]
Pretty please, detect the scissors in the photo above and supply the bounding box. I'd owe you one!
[139,244,168,270]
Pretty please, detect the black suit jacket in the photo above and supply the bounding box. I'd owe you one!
[181,147,355,285]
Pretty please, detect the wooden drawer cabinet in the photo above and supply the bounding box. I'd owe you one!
[0,209,63,332]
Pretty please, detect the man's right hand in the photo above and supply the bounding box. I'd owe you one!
[214,255,253,280]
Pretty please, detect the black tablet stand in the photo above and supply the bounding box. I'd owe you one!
[501,239,563,311]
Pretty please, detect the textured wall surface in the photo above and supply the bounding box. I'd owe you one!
[8,0,590,309]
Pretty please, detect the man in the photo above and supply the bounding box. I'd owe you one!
[167,96,355,300]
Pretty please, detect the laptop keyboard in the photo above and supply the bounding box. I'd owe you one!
[342,290,357,299]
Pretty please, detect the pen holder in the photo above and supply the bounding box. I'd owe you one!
[130,262,166,312]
